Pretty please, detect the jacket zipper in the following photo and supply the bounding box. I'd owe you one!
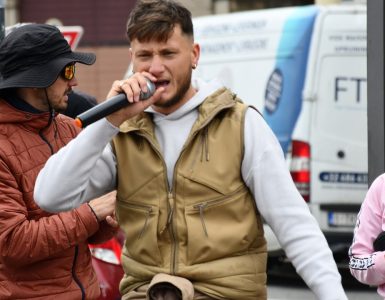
[72,246,85,300]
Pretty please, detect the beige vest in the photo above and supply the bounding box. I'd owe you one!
[112,88,267,300]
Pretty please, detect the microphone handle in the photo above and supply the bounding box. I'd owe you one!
[75,94,128,128]
[75,79,155,128]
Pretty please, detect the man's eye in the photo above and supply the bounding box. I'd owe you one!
[137,54,151,58]
[163,52,175,57]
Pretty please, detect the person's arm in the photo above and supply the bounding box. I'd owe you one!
[349,175,385,285]
[34,118,118,212]
[35,74,164,212]
[0,197,96,268]
[0,167,118,268]
[242,108,347,300]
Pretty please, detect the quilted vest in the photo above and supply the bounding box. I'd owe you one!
[112,88,267,299]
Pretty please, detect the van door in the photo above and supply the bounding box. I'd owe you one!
[293,6,367,248]
[311,53,367,230]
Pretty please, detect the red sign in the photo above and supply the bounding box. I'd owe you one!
[58,26,84,50]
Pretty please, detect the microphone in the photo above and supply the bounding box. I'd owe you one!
[74,78,156,128]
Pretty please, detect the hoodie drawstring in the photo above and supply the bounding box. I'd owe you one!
[38,89,56,154]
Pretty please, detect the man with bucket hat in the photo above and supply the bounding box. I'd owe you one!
[0,23,119,299]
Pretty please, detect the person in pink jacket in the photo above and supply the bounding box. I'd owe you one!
[349,174,385,299]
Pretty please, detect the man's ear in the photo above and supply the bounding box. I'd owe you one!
[127,48,134,74]
[191,43,200,69]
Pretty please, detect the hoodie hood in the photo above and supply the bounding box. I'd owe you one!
[0,97,53,132]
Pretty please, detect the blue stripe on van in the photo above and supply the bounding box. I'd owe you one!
[263,6,318,154]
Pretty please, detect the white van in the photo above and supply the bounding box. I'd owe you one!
[193,4,367,266]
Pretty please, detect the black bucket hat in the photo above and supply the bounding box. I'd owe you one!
[0,23,96,90]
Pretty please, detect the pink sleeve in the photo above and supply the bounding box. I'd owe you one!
[349,174,385,286]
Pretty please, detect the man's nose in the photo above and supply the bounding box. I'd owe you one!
[69,76,78,87]
[149,56,165,74]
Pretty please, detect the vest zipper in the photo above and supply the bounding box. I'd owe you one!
[167,104,234,274]
[119,202,153,239]
[193,186,249,236]
[139,206,152,239]
[160,192,174,235]
[135,132,178,274]
[167,191,177,274]
[195,202,209,237]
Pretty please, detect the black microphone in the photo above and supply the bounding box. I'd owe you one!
[74,78,156,128]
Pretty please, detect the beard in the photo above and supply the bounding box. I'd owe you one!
[51,100,66,113]
[48,89,72,113]
[156,70,192,109]
[53,104,66,113]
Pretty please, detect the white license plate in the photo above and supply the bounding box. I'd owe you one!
[328,212,357,227]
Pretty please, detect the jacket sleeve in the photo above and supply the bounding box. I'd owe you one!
[0,160,101,268]
[88,219,120,245]
[349,174,385,285]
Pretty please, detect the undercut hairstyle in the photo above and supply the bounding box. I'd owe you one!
[126,0,194,45]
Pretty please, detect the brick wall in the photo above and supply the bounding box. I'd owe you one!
[19,0,136,46]
[75,46,131,103]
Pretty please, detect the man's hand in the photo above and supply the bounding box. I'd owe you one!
[105,213,119,228]
[106,72,165,127]
[88,190,117,223]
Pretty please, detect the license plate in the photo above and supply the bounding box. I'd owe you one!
[328,212,357,227]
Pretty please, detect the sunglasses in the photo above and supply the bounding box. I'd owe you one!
[60,64,76,80]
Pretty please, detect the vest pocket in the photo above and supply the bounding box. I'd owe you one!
[116,201,162,266]
[184,191,263,265]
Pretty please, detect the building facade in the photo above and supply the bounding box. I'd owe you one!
[1,0,363,101]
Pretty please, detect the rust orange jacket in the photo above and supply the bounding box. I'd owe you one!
[0,98,113,299]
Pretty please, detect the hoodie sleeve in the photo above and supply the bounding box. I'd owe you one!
[34,118,118,212]
[349,174,385,286]
[242,108,348,300]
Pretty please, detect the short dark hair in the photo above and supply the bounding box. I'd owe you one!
[126,0,194,45]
